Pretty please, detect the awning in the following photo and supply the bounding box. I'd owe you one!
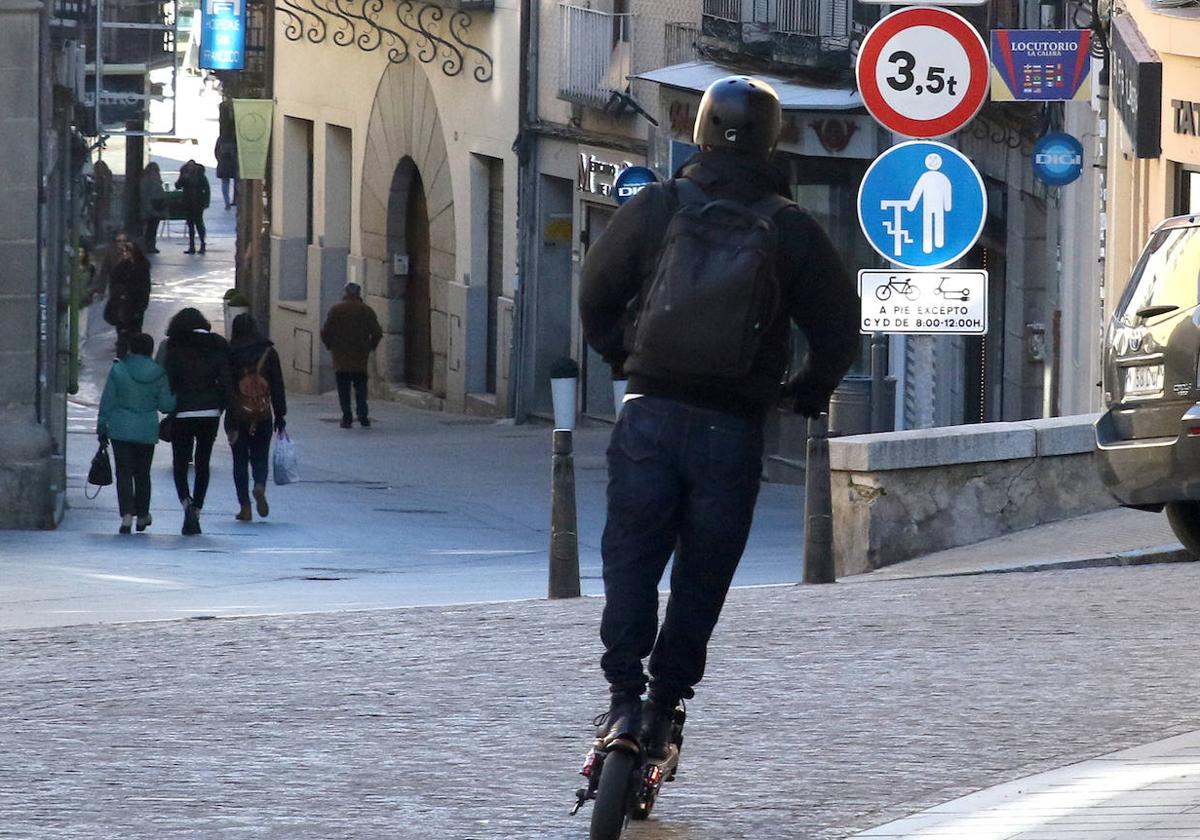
[633,61,862,111]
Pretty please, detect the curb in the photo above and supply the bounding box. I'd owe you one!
[856,544,1195,582]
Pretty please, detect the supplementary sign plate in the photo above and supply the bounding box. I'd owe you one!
[859,270,988,335]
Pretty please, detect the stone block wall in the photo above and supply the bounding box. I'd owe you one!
[829,414,1113,576]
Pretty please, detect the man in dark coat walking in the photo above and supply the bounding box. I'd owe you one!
[579,76,859,757]
[175,160,210,254]
[321,281,383,428]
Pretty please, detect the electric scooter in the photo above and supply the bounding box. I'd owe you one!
[572,705,687,840]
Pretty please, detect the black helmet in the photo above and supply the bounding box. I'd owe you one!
[692,76,782,159]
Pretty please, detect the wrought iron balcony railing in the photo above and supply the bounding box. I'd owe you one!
[558,2,633,108]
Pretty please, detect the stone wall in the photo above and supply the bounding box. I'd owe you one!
[829,415,1114,576]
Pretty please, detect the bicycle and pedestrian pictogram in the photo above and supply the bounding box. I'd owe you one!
[859,269,988,335]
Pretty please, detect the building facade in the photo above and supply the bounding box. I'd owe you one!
[269,0,518,414]
[1105,0,1200,316]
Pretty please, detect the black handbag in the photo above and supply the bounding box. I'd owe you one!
[158,414,175,443]
[86,443,113,498]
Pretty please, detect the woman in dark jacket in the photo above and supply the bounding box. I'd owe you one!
[160,307,231,535]
[225,313,286,521]
[104,234,152,358]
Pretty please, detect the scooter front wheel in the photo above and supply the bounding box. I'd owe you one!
[590,748,638,840]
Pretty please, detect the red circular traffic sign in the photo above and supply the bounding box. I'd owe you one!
[856,7,989,139]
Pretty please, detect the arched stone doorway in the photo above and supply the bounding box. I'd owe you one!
[360,60,455,399]
[387,158,433,391]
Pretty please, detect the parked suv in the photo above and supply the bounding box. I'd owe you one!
[1095,214,1200,554]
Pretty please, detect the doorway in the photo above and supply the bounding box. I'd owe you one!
[388,157,433,391]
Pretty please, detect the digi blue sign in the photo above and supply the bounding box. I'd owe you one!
[200,0,246,71]
[1032,132,1084,186]
[613,166,659,205]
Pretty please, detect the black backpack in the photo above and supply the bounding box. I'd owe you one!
[632,178,791,380]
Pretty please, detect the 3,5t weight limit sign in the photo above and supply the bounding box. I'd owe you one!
[856,7,989,138]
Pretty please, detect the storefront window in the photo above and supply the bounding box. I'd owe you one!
[1176,166,1200,216]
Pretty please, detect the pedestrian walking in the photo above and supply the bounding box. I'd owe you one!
[96,332,176,534]
[175,160,210,255]
[140,162,165,254]
[320,281,382,428]
[215,134,239,210]
[578,76,859,757]
[103,232,151,359]
[160,307,232,535]
[225,313,287,521]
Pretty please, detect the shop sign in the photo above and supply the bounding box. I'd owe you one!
[1111,15,1162,159]
[858,269,988,335]
[989,30,1092,101]
[857,140,987,270]
[855,7,990,139]
[200,0,246,71]
[578,152,635,198]
[1171,99,1200,137]
[612,166,659,205]
[1032,132,1084,186]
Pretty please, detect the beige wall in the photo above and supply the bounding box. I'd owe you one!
[1107,6,1200,320]
[270,1,521,412]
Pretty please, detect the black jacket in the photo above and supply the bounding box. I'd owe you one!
[579,150,859,420]
[161,329,232,415]
[104,255,151,327]
[225,338,287,431]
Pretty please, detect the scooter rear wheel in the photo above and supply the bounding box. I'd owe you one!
[590,749,638,840]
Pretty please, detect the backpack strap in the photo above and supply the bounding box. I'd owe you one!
[672,178,709,207]
[749,193,794,220]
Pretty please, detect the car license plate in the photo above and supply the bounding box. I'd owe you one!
[1124,364,1164,396]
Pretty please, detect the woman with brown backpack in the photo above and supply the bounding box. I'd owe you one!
[225,313,287,521]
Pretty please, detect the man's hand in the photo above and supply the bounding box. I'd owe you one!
[226,430,239,446]
[274,416,287,434]
[97,432,109,447]
[782,378,829,419]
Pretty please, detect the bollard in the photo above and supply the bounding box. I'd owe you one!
[803,413,836,584]
[548,428,582,598]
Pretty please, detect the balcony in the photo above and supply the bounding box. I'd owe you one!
[701,0,874,70]
[558,2,634,109]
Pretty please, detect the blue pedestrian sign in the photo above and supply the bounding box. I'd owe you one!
[857,140,987,269]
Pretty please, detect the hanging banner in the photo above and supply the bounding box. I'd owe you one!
[990,30,1092,101]
[200,0,246,70]
[232,99,273,180]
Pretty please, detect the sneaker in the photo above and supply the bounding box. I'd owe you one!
[235,503,252,522]
[593,693,642,746]
[359,417,371,428]
[639,698,680,760]
[182,501,201,536]
[119,515,133,535]
[340,417,353,429]
[136,514,153,532]
[253,484,269,518]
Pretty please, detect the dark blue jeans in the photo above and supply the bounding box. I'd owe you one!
[336,371,369,422]
[230,422,272,505]
[600,395,764,704]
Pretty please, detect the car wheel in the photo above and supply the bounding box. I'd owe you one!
[1165,501,1200,558]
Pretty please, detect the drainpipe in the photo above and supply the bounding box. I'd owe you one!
[510,0,540,422]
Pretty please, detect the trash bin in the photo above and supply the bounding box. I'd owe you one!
[829,376,872,436]
[829,375,897,436]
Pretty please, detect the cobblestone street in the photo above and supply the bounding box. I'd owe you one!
[5,562,1200,839]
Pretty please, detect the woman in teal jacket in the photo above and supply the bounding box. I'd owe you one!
[97,333,176,534]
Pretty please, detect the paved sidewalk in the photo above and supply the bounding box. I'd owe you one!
[854,506,1189,582]
[851,731,1200,839]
